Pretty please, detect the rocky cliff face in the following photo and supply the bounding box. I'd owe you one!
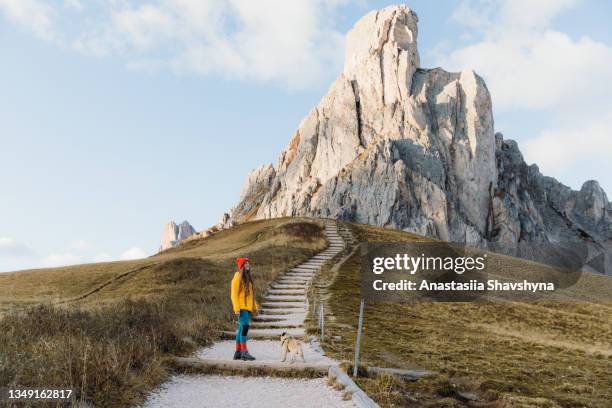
[222,5,611,273]
[159,220,197,252]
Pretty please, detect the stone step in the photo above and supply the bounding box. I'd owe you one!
[291,269,318,274]
[276,277,310,282]
[264,295,306,302]
[260,302,307,309]
[309,258,333,263]
[252,316,285,323]
[298,264,324,270]
[270,284,307,290]
[287,268,316,273]
[266,289,306,295]
[247,327,305,339]
[291,265,319,271]
[284,272,314,278]
[173,357,332,376]
[280,278,311,283]
[292,265,319,271]
[297,264,324,269]
[257,309,296,315]
[255,310,307,318]
[316,254,338,259]
[275,279,309,285]
[252,312,306,323]
[251,322,302,329]
[274,283,308,288]
[310,256,334,260]
[301,259,327,264]
[194,340,337,366]
[282,275,313,281]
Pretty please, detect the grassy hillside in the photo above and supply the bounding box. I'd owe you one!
[2,217,610,407]
[0,218,326,407]
[316,222,612,408]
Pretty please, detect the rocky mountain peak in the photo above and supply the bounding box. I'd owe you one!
[222,5,611,274]
[344,5,419,88]
[159,220,196,252]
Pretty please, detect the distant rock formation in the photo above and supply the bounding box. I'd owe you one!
[159,220,197,252]
[222,5,611,274]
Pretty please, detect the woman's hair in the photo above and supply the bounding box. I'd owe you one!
[239,267,254,303]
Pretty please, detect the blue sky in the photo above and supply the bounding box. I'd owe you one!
[1,0,611,272]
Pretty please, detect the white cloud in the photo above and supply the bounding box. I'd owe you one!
[1,0,354,88]
[522,111,612,193]
[450,0,577,32]
[440,0,612,112]
[0,0,56,41]
[1,240,150,271]
[41,252,81,267]
[0,237,36,258]
[92,253,114,263]
[120,246,147,260]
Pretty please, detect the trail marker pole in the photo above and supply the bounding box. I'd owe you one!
[353,298,365,377]
[320,304,325,341]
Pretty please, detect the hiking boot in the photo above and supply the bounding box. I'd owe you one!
[241,350,256,361]
[233,350,242,360]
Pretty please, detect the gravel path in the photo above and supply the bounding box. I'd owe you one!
[142,375,356,408]
[196,340,338,365]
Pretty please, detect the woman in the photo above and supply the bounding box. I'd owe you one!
[231,257,258,360]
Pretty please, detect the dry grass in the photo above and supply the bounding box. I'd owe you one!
[320,222,612,408]
[0,218,326,407]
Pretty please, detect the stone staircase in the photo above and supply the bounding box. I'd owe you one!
[201,221,345,363]
[247,221,345,339]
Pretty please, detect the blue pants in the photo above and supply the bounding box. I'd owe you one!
[236,309,251,351]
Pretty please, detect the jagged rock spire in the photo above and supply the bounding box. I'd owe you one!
[221,5,611,274]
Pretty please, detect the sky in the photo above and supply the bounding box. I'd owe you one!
[1,0,611,272]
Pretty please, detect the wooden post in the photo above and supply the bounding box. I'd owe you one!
[353,299,365,377]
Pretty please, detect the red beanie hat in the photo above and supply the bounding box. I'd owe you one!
[236,257,250,270]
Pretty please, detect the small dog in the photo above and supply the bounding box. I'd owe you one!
[280,332,306,363]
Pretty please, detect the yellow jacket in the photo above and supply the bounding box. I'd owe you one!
[230,271,258,313]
